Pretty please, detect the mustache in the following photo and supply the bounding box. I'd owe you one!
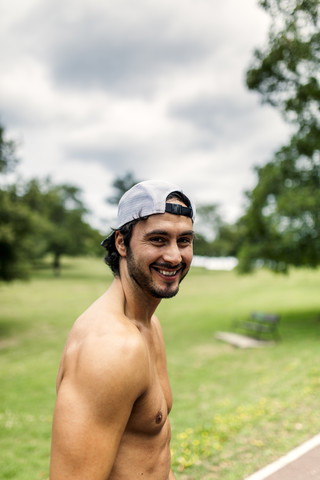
[152,262,186,270]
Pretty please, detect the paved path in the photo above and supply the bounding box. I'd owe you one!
[243,434,320,480]
[215,332,274,349]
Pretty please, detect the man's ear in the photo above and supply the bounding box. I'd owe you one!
[115,231,126,257]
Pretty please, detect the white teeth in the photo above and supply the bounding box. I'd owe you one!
[159,270,177,277]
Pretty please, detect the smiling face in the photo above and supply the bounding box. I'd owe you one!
[124,203,194,299]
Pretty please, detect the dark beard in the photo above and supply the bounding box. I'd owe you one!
[126,250,187,299]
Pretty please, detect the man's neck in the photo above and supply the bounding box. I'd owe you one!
[114,274,161,326]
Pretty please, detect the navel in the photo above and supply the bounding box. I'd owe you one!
[155,411,163,424]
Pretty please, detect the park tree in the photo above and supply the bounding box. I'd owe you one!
[195,204,223,241]
[193,204,243,257]
[0,127,40,280]
[0,123,102,280]
[21,178,101,272]
[0,125,18,173]
[1,174,101,279]
[107,171,140,205]
[210,221,246,258]
[0,184,42,280]
[193,204,224,256]
[238,0,320,272]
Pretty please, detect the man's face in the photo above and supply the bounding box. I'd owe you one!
[125,204,194,299]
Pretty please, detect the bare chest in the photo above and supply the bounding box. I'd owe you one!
[126,340,172,436]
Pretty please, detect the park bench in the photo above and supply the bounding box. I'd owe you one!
[234,312,280,341]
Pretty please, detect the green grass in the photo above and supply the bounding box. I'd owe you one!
[1,258,320,480]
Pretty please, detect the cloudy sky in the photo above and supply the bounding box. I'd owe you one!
[1,0,290,232]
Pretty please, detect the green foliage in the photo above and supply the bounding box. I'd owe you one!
[21,178,96,270]
[1,177,102,280]
[238,142,320,272]
[0,126,31,280]
[211,221,245,257]
[0,125,18,173]
[193,232,216,257]
[194,204,243,257]
[241,0,320,272]
[195,204,223,240]
[0,187,44,280]
[247,0,320,127]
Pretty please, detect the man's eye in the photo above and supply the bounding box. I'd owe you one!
[179,237,192,245]
[150,237,165,243]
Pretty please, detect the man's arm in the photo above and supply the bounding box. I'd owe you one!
[50,333,148,480]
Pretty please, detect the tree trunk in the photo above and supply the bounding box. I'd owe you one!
[53,252,61,276]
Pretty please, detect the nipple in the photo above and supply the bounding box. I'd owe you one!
[155,411,163,424]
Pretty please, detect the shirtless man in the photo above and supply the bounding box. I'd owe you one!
[49,180,195,480]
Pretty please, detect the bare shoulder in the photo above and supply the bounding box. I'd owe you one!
[58,309,150,403]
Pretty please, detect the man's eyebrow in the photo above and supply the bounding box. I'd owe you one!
[145,230,170,237]
[145,229,194,237]
[180,230,195,238]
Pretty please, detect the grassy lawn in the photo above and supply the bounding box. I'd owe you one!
[1,257,320,479]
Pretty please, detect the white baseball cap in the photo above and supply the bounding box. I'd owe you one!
[101,180,195,245]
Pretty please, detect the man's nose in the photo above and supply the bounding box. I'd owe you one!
[162,242,182,264]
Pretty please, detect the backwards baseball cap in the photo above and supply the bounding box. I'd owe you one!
[101,180,195,246]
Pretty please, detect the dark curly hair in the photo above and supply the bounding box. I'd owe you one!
[102,218,143,277]
[102,191,191,277]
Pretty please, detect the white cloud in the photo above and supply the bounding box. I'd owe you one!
[0,0,291,233]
